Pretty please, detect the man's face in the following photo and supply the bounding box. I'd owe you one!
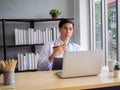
[59,23,73,41]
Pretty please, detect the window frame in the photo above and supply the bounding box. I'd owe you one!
[74,0,119,64]
[90,0,107,65]
[90,0,119,64]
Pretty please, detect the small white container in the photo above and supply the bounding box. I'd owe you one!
[108,60,115,72]
[114,70,120,78]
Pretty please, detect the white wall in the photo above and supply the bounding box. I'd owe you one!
[74,0,90,50]
[0,0,74,18]
[0,0,90,50]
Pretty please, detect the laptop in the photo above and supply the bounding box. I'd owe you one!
[56,50,103,78]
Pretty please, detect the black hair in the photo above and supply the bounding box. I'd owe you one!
[59,18,74,28]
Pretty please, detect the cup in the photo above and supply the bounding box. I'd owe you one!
[3,71,15,85]
[108,60,115,72]
[114,70,120,77]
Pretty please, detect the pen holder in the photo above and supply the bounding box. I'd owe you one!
[3,71,15,85]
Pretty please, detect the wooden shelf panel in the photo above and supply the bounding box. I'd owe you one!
[4,44,44,48]
[1,18,74,22]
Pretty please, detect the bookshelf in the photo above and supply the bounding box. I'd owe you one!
[0,18,74,72]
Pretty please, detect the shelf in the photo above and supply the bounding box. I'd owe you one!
[1,18,74,22]
[0,69,38,74]
[4,44,44,48]
[0,46,3,47]
[15,68,38,73]
[0,18,74,70]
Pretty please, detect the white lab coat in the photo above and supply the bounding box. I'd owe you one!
[37,38,80,71]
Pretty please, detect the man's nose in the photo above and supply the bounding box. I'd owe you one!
[67,29,70,33]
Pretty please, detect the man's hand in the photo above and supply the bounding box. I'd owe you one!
[49,42,67,63]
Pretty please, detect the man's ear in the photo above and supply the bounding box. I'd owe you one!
[59,28,61,32]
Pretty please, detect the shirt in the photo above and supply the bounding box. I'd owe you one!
[37,38,80,71]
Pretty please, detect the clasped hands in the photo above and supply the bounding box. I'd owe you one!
[49,42,67,63]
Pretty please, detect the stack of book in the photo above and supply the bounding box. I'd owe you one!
[17,53,38,71]
[14,27,60,45]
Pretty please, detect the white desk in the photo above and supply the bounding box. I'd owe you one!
[0,66,120,90]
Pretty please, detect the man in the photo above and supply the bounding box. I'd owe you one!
[37,19,80,70]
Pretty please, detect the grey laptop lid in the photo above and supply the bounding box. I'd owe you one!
[56,50,103,78]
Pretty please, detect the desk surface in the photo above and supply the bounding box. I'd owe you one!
[0,66,120,90]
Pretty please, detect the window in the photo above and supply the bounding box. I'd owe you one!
[74,0,119,64]
[107,0,117,60]
[90,0,103,50]
[95,0,102,50]
[90,0,118,64]
[111,11,116,23]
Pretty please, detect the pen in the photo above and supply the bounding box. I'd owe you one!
[53,46,59,49]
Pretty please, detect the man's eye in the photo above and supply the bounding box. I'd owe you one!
[69,28,73,31]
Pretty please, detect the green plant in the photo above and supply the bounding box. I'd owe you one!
[114,62,120,70]
[49,9,61,16]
